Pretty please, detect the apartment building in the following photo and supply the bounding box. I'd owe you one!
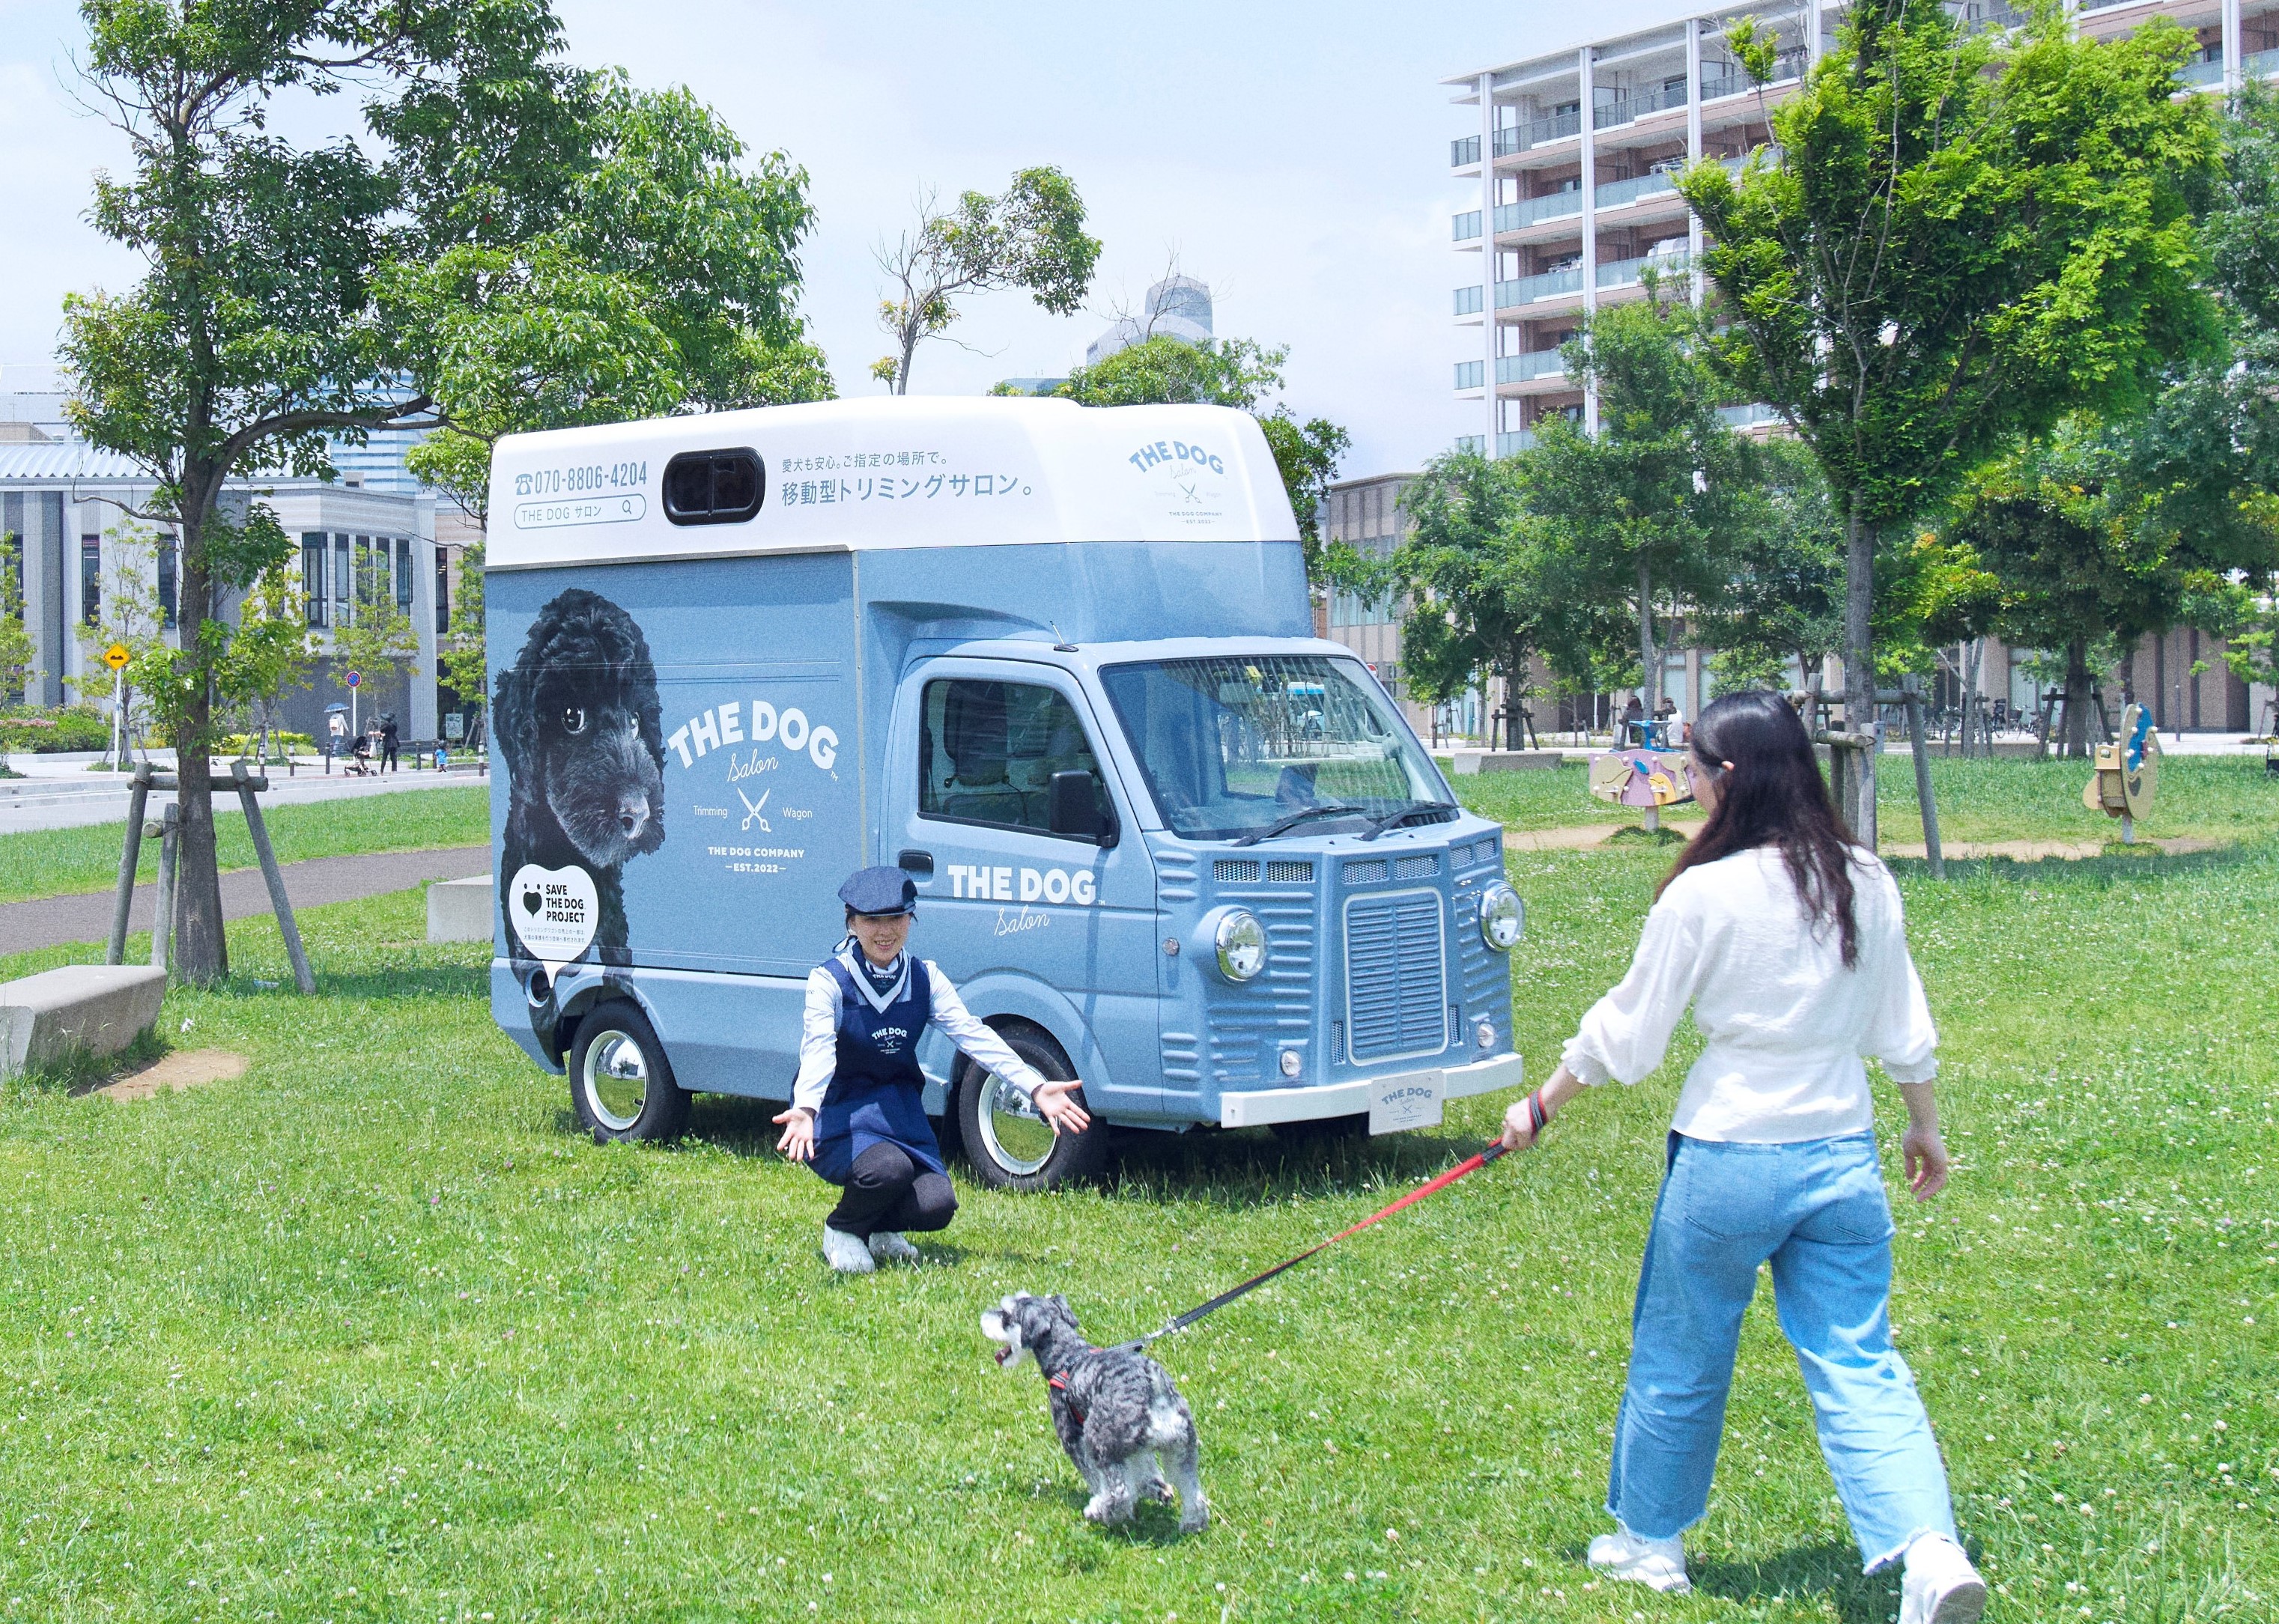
[1432,0,2273,734]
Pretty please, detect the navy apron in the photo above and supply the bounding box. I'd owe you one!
[810,949,946,1185]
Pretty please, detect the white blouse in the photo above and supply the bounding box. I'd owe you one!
[791,951,1051,1115]
[1561,845,1938,1143]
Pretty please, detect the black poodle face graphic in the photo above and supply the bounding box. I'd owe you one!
[498,589,666,871]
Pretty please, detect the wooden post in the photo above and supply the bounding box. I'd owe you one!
[1904,687,1946,880]
[106,765,154,965]
[150,801,180,976]
[232,761,315,994]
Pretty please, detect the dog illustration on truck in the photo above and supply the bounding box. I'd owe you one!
[486,397,1526,1186]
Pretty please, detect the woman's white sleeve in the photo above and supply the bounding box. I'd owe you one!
[789,967,840,1113]
[1560,895,1708,1086]
[927,965,1051,1095]
[1863,887,1939,1084]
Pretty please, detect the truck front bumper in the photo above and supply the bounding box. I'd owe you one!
[1216,1053,1524,1129]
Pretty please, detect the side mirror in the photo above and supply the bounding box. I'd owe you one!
[1047,769,1110,842]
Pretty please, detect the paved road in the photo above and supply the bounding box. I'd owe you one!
[0,845,491,957]
[0,764,489,836]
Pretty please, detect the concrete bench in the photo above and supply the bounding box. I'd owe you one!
[1448,749,1568,774]
[0,965,166,1076]
[427,875,494,943]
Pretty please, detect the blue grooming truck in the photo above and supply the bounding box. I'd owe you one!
[486,398,1524,1187]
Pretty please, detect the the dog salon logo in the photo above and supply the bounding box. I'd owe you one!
[667,699,839,773]
[871,1024,912,1055]
[1125,438,1229,523]
[944,862,1097,907]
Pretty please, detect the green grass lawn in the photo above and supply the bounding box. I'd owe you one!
[0,785,490,905]
[0,792,2271,1620]
[1450,754,2279,848]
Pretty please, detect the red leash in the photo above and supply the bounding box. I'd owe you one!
[1117,1128,1523,1354]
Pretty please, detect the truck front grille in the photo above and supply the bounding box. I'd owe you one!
[1344,890,1448,1063]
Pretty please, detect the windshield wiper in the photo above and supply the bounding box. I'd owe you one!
[1230,803,1365,848]
[1358,800,1459,842]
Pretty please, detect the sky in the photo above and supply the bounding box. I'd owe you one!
[0,0,1688,478]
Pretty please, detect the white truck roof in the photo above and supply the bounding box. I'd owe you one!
[486,396,1301,570]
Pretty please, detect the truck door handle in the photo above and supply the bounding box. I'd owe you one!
[898,848,935,878]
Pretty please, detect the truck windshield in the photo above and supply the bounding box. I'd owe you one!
[1099,654,1449,842]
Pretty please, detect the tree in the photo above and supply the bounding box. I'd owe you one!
[327,544,422,737]
[225,555,315,763]
[1054,334,1351,577]
[1947,422,2236,753]
[437,542,489,745]
[870,170,1101,394]
[60,0,580,979]
[70,521,171,762]
[1526,287,1755,707]
[1681,0,2221,838]
[0,560,37,707]
[1371,450,1602,751]
[1696,439,1847,695]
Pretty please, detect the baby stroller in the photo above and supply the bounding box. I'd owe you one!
[343,731,376,776]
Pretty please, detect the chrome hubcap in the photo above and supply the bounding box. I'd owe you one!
[977,1071,1057,1176]
[583,1029,648,1131]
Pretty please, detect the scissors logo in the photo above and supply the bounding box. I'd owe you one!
[737,786,771,833]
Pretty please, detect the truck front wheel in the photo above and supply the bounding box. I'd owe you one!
[569,1000,690,1145]
[955,1024,1108,1192]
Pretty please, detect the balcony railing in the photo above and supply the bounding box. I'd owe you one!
[1497,267,1585,307]
[1454,210,1482,241]
[1958,0,2030,34]
[1455,284,1485,316]
[2250,48,2279,79]
[1594,168,1684,211]
[1597,249,1690,290]
[1503,190,1582,231]
[1594,80,1688,130]
[1452,134,1481,168]
[1499,348,1568,383]
[1454,434,1485,454]
[2177,54,2224,87]
[1456,360,1485,390]
[1496,429,1538,457]
[1698,47,1806,100]
[1717,402,1785,429]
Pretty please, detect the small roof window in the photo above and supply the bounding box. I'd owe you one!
[662,448,765,526]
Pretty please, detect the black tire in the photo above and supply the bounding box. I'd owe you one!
[954,1022,1109,1192]
[568,1000,690,1144]
[1268,1113,1369,1146]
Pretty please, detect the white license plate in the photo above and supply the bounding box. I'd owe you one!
[1368,1068,1446,1135]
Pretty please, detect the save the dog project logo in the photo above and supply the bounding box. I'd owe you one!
[667,697,840,878]
[508,863,598,977]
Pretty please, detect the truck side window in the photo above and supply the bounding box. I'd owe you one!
[919,680,1107,838]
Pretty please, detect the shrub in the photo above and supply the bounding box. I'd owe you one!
[0,706,118,753]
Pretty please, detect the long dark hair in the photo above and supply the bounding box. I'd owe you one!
[1657,690,1862,966]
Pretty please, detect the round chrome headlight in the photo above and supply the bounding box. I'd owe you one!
[1478,882,1524,951]
[1213,908,1269,982]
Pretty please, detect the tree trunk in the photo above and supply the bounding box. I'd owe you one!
[1844,499,1878,847]
[169,489,228,984]
[1504,645,1529,752]
[1636,562,1658,729]
[2060,639,2093,759]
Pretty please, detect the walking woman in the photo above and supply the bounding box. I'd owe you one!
[1500,691,1985,1623]
[774,867,1089,1274]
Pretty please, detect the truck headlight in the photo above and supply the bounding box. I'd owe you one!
[1211,908,1269,982]
[1478,882,1523,951]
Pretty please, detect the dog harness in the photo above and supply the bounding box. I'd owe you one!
[1047,1371,1084,1426]
[810,946,946,1183]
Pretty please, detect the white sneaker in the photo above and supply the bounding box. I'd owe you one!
[821,1223,875,1274]
[1900,1534,1986,1624]
[868,1230,920,1265]
[1586,1524,1690,1594]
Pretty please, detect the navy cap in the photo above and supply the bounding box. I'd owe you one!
[839,866,917,916]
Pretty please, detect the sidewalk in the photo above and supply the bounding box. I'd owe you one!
[0,845,491,958]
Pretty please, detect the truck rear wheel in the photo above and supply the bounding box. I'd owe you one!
[569,1000,690,1145]
[955,1024,1108,1192]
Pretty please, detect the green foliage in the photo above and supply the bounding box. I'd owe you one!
[1532,291,1756,685]
[874,168,1101,392]
[0,707,115,754]
[1055,335,1351,575]
[1682,1,2220,530]
[0,559,37,703]
[437,542,489,714]
[1693,438,1846,686]
[69,520,172,755]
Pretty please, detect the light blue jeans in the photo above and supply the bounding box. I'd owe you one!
[1606,1131,1958,1571]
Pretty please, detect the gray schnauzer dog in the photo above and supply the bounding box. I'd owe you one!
[980,1292,1209,1533]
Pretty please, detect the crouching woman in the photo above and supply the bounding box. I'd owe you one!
[774,866,1089,1274]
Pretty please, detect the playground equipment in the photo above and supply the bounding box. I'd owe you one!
[2082,702,2160,844]
[1588,746,1694,833]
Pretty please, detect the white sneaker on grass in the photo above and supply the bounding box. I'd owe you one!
[868,1230,920,1265]
[1586,1524,1690,1594]
[1900,1534,1987,1624]
[821,1223,875,1274]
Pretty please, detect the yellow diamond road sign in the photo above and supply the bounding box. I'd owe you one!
[103,643,130,671]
